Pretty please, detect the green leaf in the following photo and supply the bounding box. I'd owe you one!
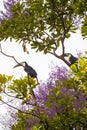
[65,33,71,38]
[0,96,2,100]
[0,0,86,54]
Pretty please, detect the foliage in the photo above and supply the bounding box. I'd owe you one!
[0,0,87,130]
[0,0,86,56]
[0,74,13,93]
[1,58,87,129]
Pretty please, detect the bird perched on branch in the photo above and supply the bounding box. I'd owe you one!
[14,61,38,82]
[64,53,78,65]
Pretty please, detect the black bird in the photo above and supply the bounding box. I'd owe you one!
[64,53,78,65]
[14,61,37,78]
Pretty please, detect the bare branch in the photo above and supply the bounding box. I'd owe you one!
[48,51,71,67]
[3,89,37,107]
[0,99,40,118]
[3,90,17,98]
[0,99,22,111]
[0,99,15,105]
[0,44,19,64]
[61,38,65,56]
[48,51,60,58]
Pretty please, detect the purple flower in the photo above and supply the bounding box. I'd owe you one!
[26,118,39,128]
[0,0,21,21]
[61,87,68,95]
[46,108,56,118]
[27,128,30,130]
[73,90,87,112]
[49,66,71,84]
[35,83,49,104]
[77,51,83,58]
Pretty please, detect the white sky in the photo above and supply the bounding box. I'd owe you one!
[0,0,87,130]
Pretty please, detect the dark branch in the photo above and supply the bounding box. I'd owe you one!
[48,51,71,67]
[43,31,56,43]
[0,44,19,64]
[27,75,40,111]
[0,99,40,118]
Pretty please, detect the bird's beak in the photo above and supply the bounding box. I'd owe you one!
[13,63,23,68]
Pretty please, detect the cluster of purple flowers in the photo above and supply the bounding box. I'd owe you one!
[0,0,21,22]
[25,65,87,129]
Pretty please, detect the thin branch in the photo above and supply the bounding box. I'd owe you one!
[3,89,38,107]
[1,99,22,111]
[0,44,19,64]
[61,38,65,56]
[0,99,15,105]
[27,76,49,130]
[48,51,71,67]
[48,51,60,58]
[27,75,40,111]
[0,99,40,118]
[32,30,44,41]
[43,30,56,43]
[3,90,17,98]
[43,31,59,53]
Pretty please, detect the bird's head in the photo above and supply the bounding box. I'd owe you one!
[20,61,28,67]
[14,61,27,68]
[64,53,72,57]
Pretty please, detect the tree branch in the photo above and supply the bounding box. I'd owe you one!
[3,89,38,107]
[0,44,19,64]
[0,99,40,118]
[27,75,40,112]
[43,30,56,44]
[48,51,71,67]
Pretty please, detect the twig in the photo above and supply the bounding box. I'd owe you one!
[27,75,39,108]
[0,99,15,105]
[43,31,56,43]
[3,90,17,98]
[0,44,19,64]
[3,89,37,107]
[0,99,40,118]
[48,51,71,67]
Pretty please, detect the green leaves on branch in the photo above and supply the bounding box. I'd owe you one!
[0,74,13,92]
[0,74,37,105]
[1,58,87,129]
[9,77,28,99]
[0,0,86,53]
[71,55,87,91]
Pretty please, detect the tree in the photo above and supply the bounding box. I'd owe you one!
[0,0,86,66]
[0,0,87,130]
[1,60,87,130]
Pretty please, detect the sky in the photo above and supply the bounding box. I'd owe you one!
[0,0,87,129]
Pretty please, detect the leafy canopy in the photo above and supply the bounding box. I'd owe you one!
[0,0,87,130]
[1,58,87,130]
[0,0,86,54]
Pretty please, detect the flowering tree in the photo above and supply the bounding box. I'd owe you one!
[0,0,87,130]
[0,0,87,65]
[1,60,87,130]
